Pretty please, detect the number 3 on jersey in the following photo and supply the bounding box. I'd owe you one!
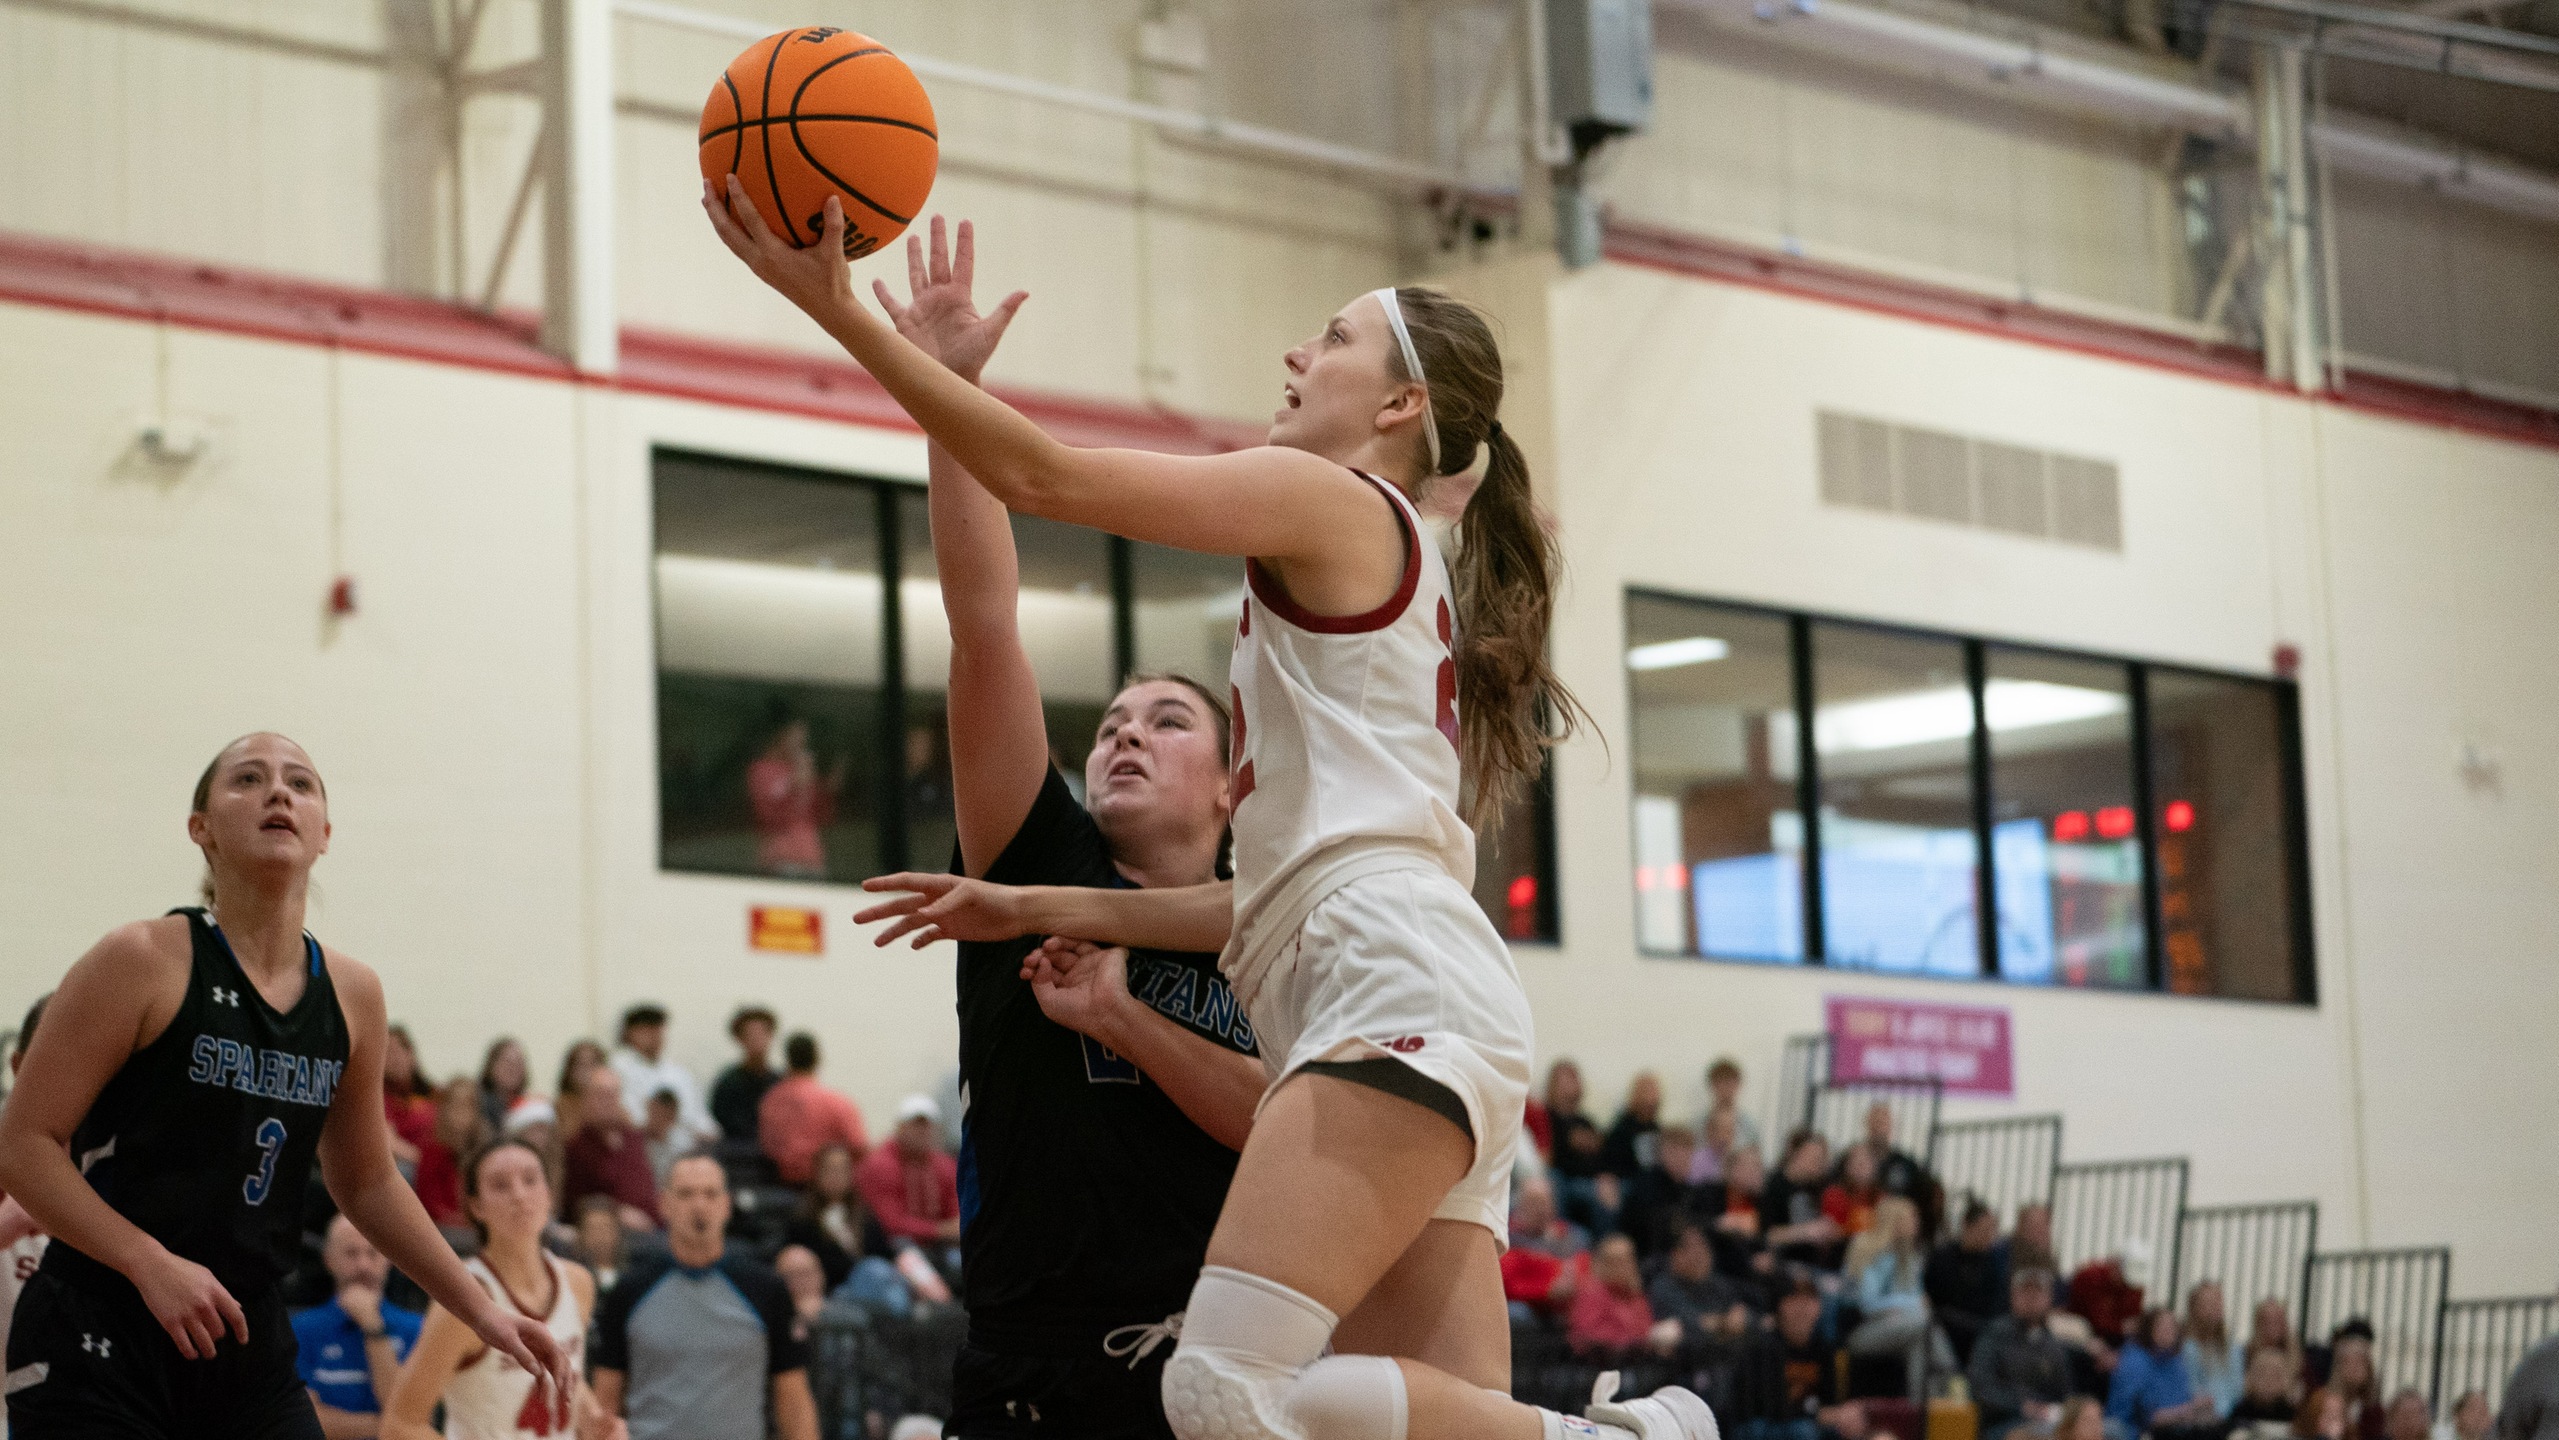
[244,1117,286,1205]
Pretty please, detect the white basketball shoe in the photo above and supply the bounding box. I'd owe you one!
[1584,1371,1722,1440]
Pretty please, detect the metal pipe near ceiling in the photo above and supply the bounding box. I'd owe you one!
[612,0,1510,203]
[1662,0,2559,226]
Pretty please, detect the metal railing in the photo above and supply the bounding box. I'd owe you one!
[1808,1076,1943,1160]
[2052,1157,2190,1281]
[2175,1201,2319,1331]
[1774,1033,1829,1140]
[1932,1114,2064,1227]
[2306,1248,2452,1401]
[806,1304,967,1440]
[2434,1294,2558,1410]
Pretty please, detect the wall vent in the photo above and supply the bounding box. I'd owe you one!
[1815,411,2123,552]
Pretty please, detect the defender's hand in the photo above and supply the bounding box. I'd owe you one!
[855,874,1031,947]
[1024,940,1134,1043]
[474,1307,576,1432]
[870,216,1028,383]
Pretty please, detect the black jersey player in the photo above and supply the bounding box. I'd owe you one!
[847,221,1265,1440]
[0,733,574,1440]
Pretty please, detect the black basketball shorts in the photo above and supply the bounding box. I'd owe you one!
[6,1268,324,1440]
[947,1340,1180,1440]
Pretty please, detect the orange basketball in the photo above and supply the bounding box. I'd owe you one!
[699,27,938,260]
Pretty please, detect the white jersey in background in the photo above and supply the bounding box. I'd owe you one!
[440,1253,585,1440]
[1222,470,1475,1008]
[1,1230,50,1428]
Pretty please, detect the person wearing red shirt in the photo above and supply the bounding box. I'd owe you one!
[855,1096,959,1250]
[1501,1177,1591,1321]
[410,1079,490,1229]
[758,1031,871,1185]
[1569,1235,1671,1360]
[382,1023,439,1174]
[1822,1141,1885,1241]
[561,1068,659,1231]
[747,717,844,879]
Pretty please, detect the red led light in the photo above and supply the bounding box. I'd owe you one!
[2052,810,2091,842]
[2163,799,2195,833]
[1507,875,1539,910]
[2095,805,2136,840]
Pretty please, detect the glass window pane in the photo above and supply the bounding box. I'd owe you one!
[1984,648,2145,987]
[902,497,1118,866]
[2147,670,2304,1001]
[1627,595,1803,962]
[1472,764,1558,943]
[1806,623,1980,975]
[653,453,882,884]
[1131,542,1245,692]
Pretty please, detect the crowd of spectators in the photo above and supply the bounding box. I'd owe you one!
[270,1001,959,1439]
[1500,1056,2496,1440]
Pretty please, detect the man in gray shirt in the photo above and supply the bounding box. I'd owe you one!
[2501,1331,2559,1440]
[591,1152,817,1440]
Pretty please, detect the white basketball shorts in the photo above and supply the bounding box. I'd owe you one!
[1244,866,1534,1244]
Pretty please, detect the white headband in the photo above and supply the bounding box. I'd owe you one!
[1368,287,1441,474]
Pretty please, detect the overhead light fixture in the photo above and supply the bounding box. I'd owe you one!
[1771,680,2127,755]
[1627,636,1733,670]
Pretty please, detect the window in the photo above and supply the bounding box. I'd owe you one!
[1627,596,1801,961]
[653,450,1558,941]
[1624,589,2313,1002]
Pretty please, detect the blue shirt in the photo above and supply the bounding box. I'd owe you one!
[2109,1342,2198,1428]
[291,1297,422,1414]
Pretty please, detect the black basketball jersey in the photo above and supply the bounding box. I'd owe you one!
[40,908,350,1302]
[954,769,1253,1356]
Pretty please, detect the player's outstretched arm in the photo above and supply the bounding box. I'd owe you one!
[704,185,1379,568]
[1026,942,1263,1150]
[0,921,250,1359]
[856,872,1234,954]
[319,956,576,1426]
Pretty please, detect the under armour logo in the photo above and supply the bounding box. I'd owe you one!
[81,1334,110,1358]
[212,987,240,1007]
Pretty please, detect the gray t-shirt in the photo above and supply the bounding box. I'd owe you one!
[592,1251,806,1440]
[2502,1334,2559,1440]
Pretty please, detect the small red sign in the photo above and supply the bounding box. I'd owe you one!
[1825,995,2013,1098]
[750,906,824,955]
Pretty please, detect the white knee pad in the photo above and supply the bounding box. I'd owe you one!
[1161,1267,1341,1440]
[1286,1355,1409,1440]
[1163,1346,1306,1440]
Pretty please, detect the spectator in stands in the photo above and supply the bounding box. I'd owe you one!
[1524,1079,1553,1162]
[2059,1397,2111,1440]
[1600,1070,1665,1179]
[476,1036,529,1134]
[1928,1199,2008,1365]
[2070,1237,2154,1343]
[2298,1387,2351,1440]
[1705,1142,1776,1287]
[710,1005,782,1143]
[1691,1108,1740,1186]
[2329,1323,2386,1440]
[1971,1268,2093,1440]
[2230,1346,2307,1433]
[1502,1176,1589,1322]
[1730,1275,1867,1440]
[1545,1059,1612,1235]
[382,1023,438,1175]
[1766,1129,1847,1271]
[1651,1222,1755,1351]
[2439,1389,2491,1440]
[1569,1234,1666,1360]
[292,1214,424,1437]
[1823,1141,1885,1241]
[2184,1280,2247,1417]
[855,1095,959,1259]
[1618,1123,1701,1258]
[1862,1103,1940,1233]
[2005,1202,2060,1277]
[775,1243,827,1337]
[410,1077,489,1231]
[2248,1298,2306,1398]
[2385,1390,2436,1440]
[572,1194,627,1293]
[2110,1305,2218,1436]
[592,1152,818,1440]
[784,1142,887,1293]
[553,1038,609,1147]
[642,1087,688,1187]
[610,1003,716,1141]
[759,1031,871,1186]
[1706,1056,1766,1157]
[563,1067,660,1231]
[1846,1195,1958,1400]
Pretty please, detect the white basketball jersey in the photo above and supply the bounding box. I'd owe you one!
[442,1253,584,1439]
[1223,471,1476,1005]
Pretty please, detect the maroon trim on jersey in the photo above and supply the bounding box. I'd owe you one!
[1245,471,1423,635]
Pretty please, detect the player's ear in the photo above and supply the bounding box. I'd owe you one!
[317,817,332,855]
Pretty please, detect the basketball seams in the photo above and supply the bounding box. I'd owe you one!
[721,71,745,179]
[786,47,930,229]
[697,114,939,146]
[698,27,936,254]
[759,30,794,245]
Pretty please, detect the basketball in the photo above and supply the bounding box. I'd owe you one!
[699,27,938,260]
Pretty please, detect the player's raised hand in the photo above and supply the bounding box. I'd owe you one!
[475,1307,577,1431]
[131,1245,250,1358]
[855,873,1032,947]
[872,216,1028,383]
[703,176,856,322]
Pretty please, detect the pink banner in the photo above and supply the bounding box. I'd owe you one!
[1824,995,2014,1098]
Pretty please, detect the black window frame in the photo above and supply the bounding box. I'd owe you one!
[648,446,1563,942]
[1624,585,2316,1005]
